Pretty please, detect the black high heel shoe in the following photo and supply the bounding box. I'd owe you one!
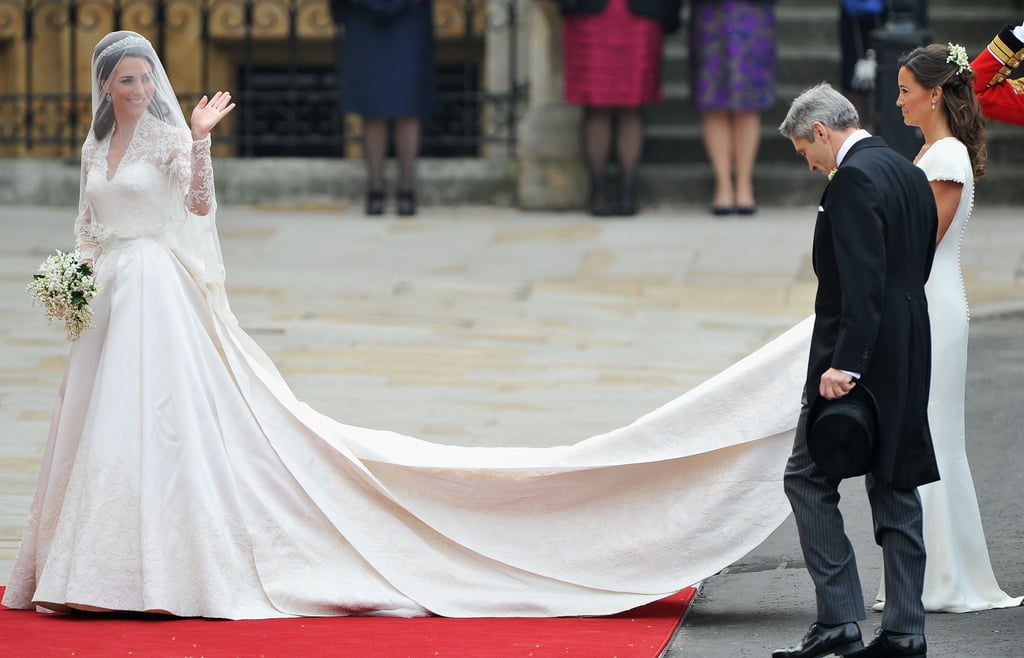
[617,180,638,217]
[587,184,613,217]
[396,189,416,216]
[365,189,385,216]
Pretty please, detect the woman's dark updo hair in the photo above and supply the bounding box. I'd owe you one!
[899,43,986,178]
[91,31,167,140]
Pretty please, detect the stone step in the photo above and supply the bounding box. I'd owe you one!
[655,0,1024,173]
[650,81,862,130]
[662,6,1019,89]
[660,45,842,89]
[665,4,1016,54]
[641,120,1024,166]
[633,162,1023,208]
[3,153,1021,210]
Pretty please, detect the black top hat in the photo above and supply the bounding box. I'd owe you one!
[806,383,880,480]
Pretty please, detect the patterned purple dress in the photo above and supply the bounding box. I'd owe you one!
[689,0,776,111]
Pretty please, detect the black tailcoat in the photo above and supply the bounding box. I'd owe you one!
[807,136,940,489]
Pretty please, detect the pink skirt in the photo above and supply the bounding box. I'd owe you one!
[562,0,663,107]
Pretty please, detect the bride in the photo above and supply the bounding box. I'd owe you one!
[1,30,806,620]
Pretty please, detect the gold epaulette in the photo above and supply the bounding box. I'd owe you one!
[987,25,1024,87]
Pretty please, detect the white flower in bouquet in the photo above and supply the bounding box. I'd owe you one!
[26,250,101,342]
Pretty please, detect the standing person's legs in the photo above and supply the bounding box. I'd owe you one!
[702,111,736,214]
[783,405,866,624]
[838,9,877,125]
[363,117,389,215]
[394,116,421,216]
[615,107,644,216]
[865,476,927,635]
[732,110,761,214]
[582,106,613,216]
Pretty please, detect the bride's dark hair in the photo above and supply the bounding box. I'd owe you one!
[91,32,171,140]
[899,44,986,178]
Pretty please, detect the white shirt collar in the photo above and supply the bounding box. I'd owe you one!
[836,129,871,167]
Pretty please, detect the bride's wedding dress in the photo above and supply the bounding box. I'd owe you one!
[2,111,808,619]
[5,106,1016,621]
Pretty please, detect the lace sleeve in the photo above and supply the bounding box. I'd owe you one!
[162,123,228,308]
[168,130,217,217]
[74,137,99,260]
[186,135,216,216]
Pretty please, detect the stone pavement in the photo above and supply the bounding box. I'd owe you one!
[2,201,1023,612]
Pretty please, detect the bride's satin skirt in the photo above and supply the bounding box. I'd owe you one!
[3,239,808,619]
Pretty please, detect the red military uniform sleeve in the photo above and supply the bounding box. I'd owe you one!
[972,25,1024,127]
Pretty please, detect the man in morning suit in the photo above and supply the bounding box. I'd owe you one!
[773,83,940,658]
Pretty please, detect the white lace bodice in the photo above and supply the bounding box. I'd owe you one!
[74,112,215,258]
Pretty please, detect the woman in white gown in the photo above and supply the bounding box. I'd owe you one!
[2,31,806,619]
[871,42,1021,613]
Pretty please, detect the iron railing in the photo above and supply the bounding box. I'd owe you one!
[0,0,526,157]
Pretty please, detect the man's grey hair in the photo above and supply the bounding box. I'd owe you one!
[778,82,860,141]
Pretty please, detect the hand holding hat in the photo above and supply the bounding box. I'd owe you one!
[807,382,880,480]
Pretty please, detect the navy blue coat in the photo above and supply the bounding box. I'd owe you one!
[329,0,436,118]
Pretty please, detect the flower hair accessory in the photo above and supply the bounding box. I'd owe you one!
[946,42,970,76]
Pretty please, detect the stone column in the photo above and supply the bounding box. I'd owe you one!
[481,0,525,159]
[516,0,584,210]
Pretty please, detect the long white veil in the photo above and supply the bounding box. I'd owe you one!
[76,30,229,311]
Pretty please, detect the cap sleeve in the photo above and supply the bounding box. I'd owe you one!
[916,138,971,185]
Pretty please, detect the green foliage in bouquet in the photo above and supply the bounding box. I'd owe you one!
[26,250,101,342]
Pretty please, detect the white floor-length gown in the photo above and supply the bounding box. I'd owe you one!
[2,115,809,619]
[910,137,1021,612]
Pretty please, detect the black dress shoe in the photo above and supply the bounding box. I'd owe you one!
[845,630,926,657]
[772,622,864,658]
[616,193,638,216]
[365,189,385,216]
[588,189,614,217]
[616,179,638,216]
[396,189,417,216]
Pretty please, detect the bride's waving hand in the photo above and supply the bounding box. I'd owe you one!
[190,91,235,141]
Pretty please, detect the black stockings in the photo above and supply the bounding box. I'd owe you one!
[363,118,388,192]
[362,117,421,215]
[582,106,643,216]
[393,117,420,193]
[363,117,421,192]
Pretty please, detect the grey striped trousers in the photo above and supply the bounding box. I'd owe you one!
[783,403,927,635]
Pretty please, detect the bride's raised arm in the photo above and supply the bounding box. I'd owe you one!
[183,91,235,216]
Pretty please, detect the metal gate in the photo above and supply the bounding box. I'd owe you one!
[0,0,525,157]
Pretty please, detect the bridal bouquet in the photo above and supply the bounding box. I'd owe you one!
[26,250,101,342]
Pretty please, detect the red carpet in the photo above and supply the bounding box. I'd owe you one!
[0,586,695,657]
